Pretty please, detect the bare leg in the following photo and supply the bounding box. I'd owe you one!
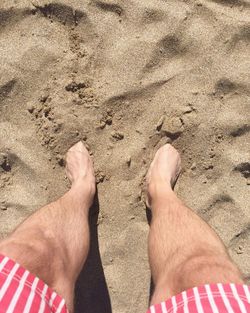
[0,142,95,312]
[146,144,244,306]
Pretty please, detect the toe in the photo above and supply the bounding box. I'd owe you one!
[69,141,88,153]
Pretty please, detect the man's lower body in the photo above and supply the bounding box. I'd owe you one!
[0,142,248,312]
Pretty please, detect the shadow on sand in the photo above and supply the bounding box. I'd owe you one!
[74,193,112,313]
[146,207,154,306]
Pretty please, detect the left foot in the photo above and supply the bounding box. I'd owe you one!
[66,141,96,203]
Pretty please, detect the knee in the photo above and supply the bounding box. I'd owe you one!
[175,250,243,291]
[0,228,67,286]
[151,249,243,305]
[0,232,46,262]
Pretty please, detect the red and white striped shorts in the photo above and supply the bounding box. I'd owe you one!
[147,283,250,313]
[0,255,68,312]
[0,254,249,313]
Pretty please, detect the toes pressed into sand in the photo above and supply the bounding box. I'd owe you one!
[65,141,95,186]
[68,141,89,153]
[146,144,181,206]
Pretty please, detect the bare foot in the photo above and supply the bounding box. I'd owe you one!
[66,141,96,203]
[146,144,181,207]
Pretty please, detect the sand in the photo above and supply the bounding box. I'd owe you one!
[0,0,249,312]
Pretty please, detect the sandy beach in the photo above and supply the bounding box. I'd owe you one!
[0,0,249,312]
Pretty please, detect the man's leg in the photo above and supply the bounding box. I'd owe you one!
[146,144,244,305]
[0,141,95,312]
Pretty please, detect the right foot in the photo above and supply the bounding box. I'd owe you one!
[66,141,96,204]
[146,144,181,207]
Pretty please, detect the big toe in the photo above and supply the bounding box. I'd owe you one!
[69,141,88,153]
[158,143,177,157]
[159,144,180,163]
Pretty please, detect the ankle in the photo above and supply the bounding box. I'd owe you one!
[147,182,176,208]
[72,176,95,192]
[69,180,96,207]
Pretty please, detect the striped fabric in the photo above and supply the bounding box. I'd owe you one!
[147,283,250,313]
[0,255,69,313]
[1,254,249,313]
